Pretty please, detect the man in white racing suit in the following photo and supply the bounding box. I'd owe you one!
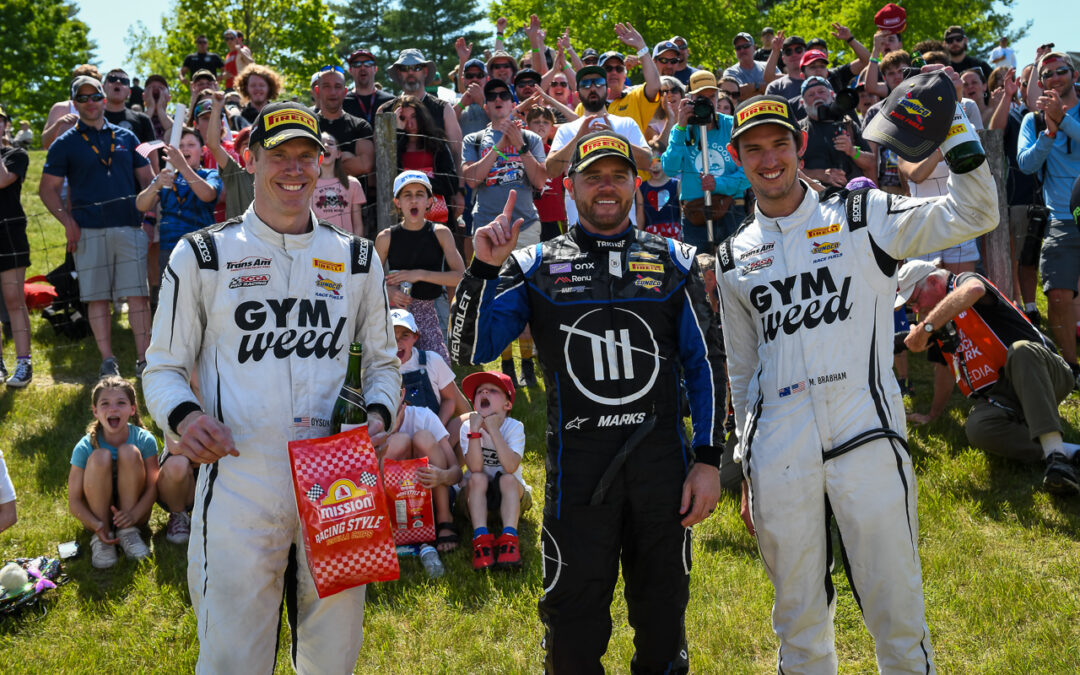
[717,89,997,672]
[143,102,400,674]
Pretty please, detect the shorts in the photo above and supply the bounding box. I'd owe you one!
[1039,220,1080,294]
[483,471,532,512]
[514,222,542,251]
[156,449,197,512]
[74,227,149,302]
[0,221,30,272]
[1007,205,1031,260]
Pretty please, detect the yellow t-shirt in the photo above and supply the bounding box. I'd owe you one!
[574,84,659,137]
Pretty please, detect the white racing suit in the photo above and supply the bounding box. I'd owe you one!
[717,162,997,673]
[143,209,400,674]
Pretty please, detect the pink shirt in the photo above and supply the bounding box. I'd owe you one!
[312,176,366,234]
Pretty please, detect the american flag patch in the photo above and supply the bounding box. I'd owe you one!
[778,381,807,398]
[305,483,325,502]
[359,471,379,487]
[292,417,311,428]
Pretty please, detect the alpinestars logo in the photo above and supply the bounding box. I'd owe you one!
[233,298,345,363]
[749,268,852,342]
[560,307,660,405]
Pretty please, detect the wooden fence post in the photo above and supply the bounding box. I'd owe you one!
[979,128,1013,297]
[374,112,397,234]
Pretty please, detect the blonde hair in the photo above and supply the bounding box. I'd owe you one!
[85,376,144,449]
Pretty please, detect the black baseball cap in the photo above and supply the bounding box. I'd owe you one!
[483,79,511,97]
[731,95,800,141]
[514,68,541,87]
[144,74,168,88]
[581,48,599,61]
[863,70,958,161]
[249,102,326,152]
[568,131,637,175]
[576,65,606,83]
[782,35,807,48]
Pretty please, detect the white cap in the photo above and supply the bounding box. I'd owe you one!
[894,260,940,309]
[389,308,418,334]
[393,170,432,198]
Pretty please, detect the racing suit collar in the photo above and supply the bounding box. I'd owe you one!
[243,205,319,251]
[754,180,820,234]
[569,222,635,252]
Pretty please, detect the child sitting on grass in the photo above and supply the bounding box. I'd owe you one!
[380,388,463,552]
[459,371,531,571]
[67,376,158,568]
[391,308,468,443]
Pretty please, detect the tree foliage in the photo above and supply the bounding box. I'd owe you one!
[334,0,487,88]
[125,0,337,99]
[0,0,95,129]
[488,0,1021,74]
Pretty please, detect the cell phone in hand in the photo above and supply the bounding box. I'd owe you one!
[57,540,80,559]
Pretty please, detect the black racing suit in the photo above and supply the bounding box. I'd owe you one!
[449,224,726,673]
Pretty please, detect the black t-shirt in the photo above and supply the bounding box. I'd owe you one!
[128,86,143,109]
[799,115,868,176]
[241,103,260,124]
[951,55,992,80]
[104,108,155,144]
[343,89,396,125]
[317,111,374,149]
[0,146,28,226]
[183,52,225,76]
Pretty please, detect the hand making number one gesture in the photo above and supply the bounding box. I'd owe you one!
[472,189,524,267]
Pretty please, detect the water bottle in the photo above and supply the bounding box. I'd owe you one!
[419,544,445,578]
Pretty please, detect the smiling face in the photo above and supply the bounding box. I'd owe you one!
[566,156,639,233]
[961,71,985,101]
[803,84,834,115]
[92,387,135,438]
[316,72,346,113]
[801,59,829,79]
[472,382,511,416]
[246,74,269,105]
[73,84,105,124]
[247,138,322,226]
[656,48,680,76]
[729,123,806,216]
[488,59,514,84]
[549,75,570,102]
[1039,56,1078,99]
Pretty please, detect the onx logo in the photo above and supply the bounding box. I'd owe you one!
[560,308,659,405]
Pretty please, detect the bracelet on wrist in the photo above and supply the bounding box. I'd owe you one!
[845,36,855,43]
[456,100,466,110]
[674,124,687,132]
[467,432,482,439]
[563,64,573,71]
[531,48,540,53]
[869,56,881,64]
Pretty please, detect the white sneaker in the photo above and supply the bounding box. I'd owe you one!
[165,512,191,544]
[90,533,119,569]
[116,526,151,560]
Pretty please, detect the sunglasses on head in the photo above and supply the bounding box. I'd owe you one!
[105,75,130,85]
[74,93,105,103]
[604,64,626,73]
[350,59,376,68]
[320,65,346,76]
[579,77,606,89]
[485,90,513,102]
[655,57,680,65]
[1041,65,1072,81]
[783,46,805,56]
[945,35,965,44]
[463,71,485,80]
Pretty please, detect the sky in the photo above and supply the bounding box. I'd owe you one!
[78,0,1079,76]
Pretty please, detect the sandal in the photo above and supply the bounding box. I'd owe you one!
[435,522,459,552]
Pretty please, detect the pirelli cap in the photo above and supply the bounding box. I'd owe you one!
[249,101,325,152]
[568,131,636,175]
[863,70,957,162]
[731,95,800,141]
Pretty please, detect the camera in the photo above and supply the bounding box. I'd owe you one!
[814,87,858,123]
[688,96,715,126]
[893,320,960,355]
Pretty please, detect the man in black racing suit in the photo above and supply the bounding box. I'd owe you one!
[448,130,726,674]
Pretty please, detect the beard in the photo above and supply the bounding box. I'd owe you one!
[577,191,634,231]
[582,95,606,114]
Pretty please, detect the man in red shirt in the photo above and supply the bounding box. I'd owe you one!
[222,29,253,90]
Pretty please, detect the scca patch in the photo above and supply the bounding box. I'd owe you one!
[806,223,841,239]
[628,262,663,273]
[313,258,344,273]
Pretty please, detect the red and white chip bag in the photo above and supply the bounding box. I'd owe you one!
[289,426,399,598]
[383,457,436,545]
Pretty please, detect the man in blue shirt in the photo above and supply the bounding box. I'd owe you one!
[39,76,154,379]
[1017,52,1080,376]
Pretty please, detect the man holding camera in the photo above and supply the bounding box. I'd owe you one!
[897,260,1079,495]
[659,71,749,251]
[799,76,875,187]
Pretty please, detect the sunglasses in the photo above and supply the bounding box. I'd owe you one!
[105,75,130,86]
[196,40,208,45]
[734,43,753,51]
[491,62,513,70]
[400,64,426,73]
[74,93,105,103]
[655,57,680,64]
[350,59,376,68]
[320,65,346,76]
[783,46,805,56]
[945,35,965,44]
[1041,66,1072,81]
[579,77,606,89]
[550,81,568,88]
[485,90,513,102]
[604,65,626,73]
[463,71,485,80]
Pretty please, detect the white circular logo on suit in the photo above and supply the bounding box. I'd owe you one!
[560,307,659,405]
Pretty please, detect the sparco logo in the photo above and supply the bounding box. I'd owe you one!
[192,233,212,264]
[560,307,660,406]
[749,268,852,342]
[233,298,345,363]
[226,256,272,271]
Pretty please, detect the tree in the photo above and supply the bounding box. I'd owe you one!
[334,0,486,89]
[125,0,337,100]
[0,0,95,130]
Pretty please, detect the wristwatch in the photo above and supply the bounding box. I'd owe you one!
[635,45,650,58]
[922,322,935,334]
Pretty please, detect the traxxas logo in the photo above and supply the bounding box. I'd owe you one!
[749,268,852,342]
[233,298,345,363]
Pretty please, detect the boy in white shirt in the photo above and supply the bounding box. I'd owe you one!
[392,309,467,448]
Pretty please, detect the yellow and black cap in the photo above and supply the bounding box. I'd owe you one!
[568,131,636,175]
[731,95,800,141]
[249,101,325,152]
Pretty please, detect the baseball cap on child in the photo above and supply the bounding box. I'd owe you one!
[462,371,516,405]
[393,170,432,198]
[389,309,419,334]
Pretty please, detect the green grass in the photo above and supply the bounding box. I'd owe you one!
[2,150,1079,672]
